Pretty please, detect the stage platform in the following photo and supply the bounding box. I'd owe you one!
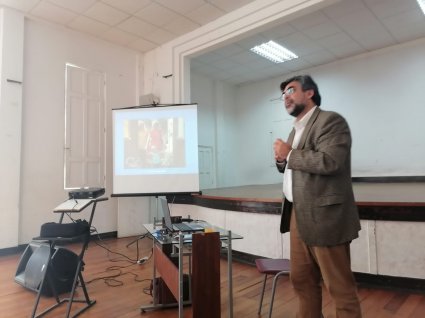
[200,182,425,202]
[170,182,425,222]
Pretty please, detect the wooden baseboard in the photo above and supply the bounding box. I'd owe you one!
[352,176,425,183]
[90,231,118,241]
[0,231,118,257]
[354,272,425,293]
[228,250,425,293]
[0,245,28,257]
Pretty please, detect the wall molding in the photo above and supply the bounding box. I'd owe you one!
[166,0,338,102]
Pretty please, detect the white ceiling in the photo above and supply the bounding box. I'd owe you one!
[192,0,425,85]
[0,0,257,52]
[1,0,425,85]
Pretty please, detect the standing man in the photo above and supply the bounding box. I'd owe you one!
[273,75,362,318]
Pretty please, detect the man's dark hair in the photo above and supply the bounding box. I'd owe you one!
[280,75,321,106]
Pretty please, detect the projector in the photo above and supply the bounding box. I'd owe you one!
[68,187,105,199]
[139,93,160,105]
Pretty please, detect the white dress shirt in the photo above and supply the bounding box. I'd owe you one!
[282,106,317,202]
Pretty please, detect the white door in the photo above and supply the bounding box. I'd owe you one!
[198,145,216,189]
[64,64,105,189]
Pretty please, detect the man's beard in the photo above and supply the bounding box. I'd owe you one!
[288,103,306,117]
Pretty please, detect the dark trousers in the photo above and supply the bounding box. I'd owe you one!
[290,209,362,318]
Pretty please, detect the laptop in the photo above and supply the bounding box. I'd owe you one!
[160,197,205,233]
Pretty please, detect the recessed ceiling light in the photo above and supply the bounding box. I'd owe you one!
[417,0,425,15]
[250,40,298,63]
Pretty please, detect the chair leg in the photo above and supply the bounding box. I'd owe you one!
[258,274,268,315]
[268,271,287,318]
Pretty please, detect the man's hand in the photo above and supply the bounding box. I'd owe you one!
[273,138,292,162]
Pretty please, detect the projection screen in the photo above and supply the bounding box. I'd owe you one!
[112,104,199,196]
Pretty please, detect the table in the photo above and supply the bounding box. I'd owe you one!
[141,222,242,318]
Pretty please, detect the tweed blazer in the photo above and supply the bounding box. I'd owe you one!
[277,107,361,246]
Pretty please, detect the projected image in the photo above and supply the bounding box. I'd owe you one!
[113,104,199,194]
[123,118,186,168]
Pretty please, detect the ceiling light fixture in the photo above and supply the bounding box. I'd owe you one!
[417,0,425,14]
[250,40,298,63]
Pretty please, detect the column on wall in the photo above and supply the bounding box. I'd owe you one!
[0,8,24,248]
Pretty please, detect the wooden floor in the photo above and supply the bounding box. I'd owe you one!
[1,236,425,318]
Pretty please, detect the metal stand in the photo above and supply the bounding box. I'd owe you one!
[30,197,107,318]
[127,196,160,248]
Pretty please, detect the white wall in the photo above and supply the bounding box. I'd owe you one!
[191,73,218,148]
[189,38,425,187]
[191,73,238,187]
[0,8,24,249]
[234,38,425,183]
[316,39,425,177]
[15,18,140,245]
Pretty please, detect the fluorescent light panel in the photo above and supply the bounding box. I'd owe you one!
[418,0,425,14]
[250,40,298,63]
